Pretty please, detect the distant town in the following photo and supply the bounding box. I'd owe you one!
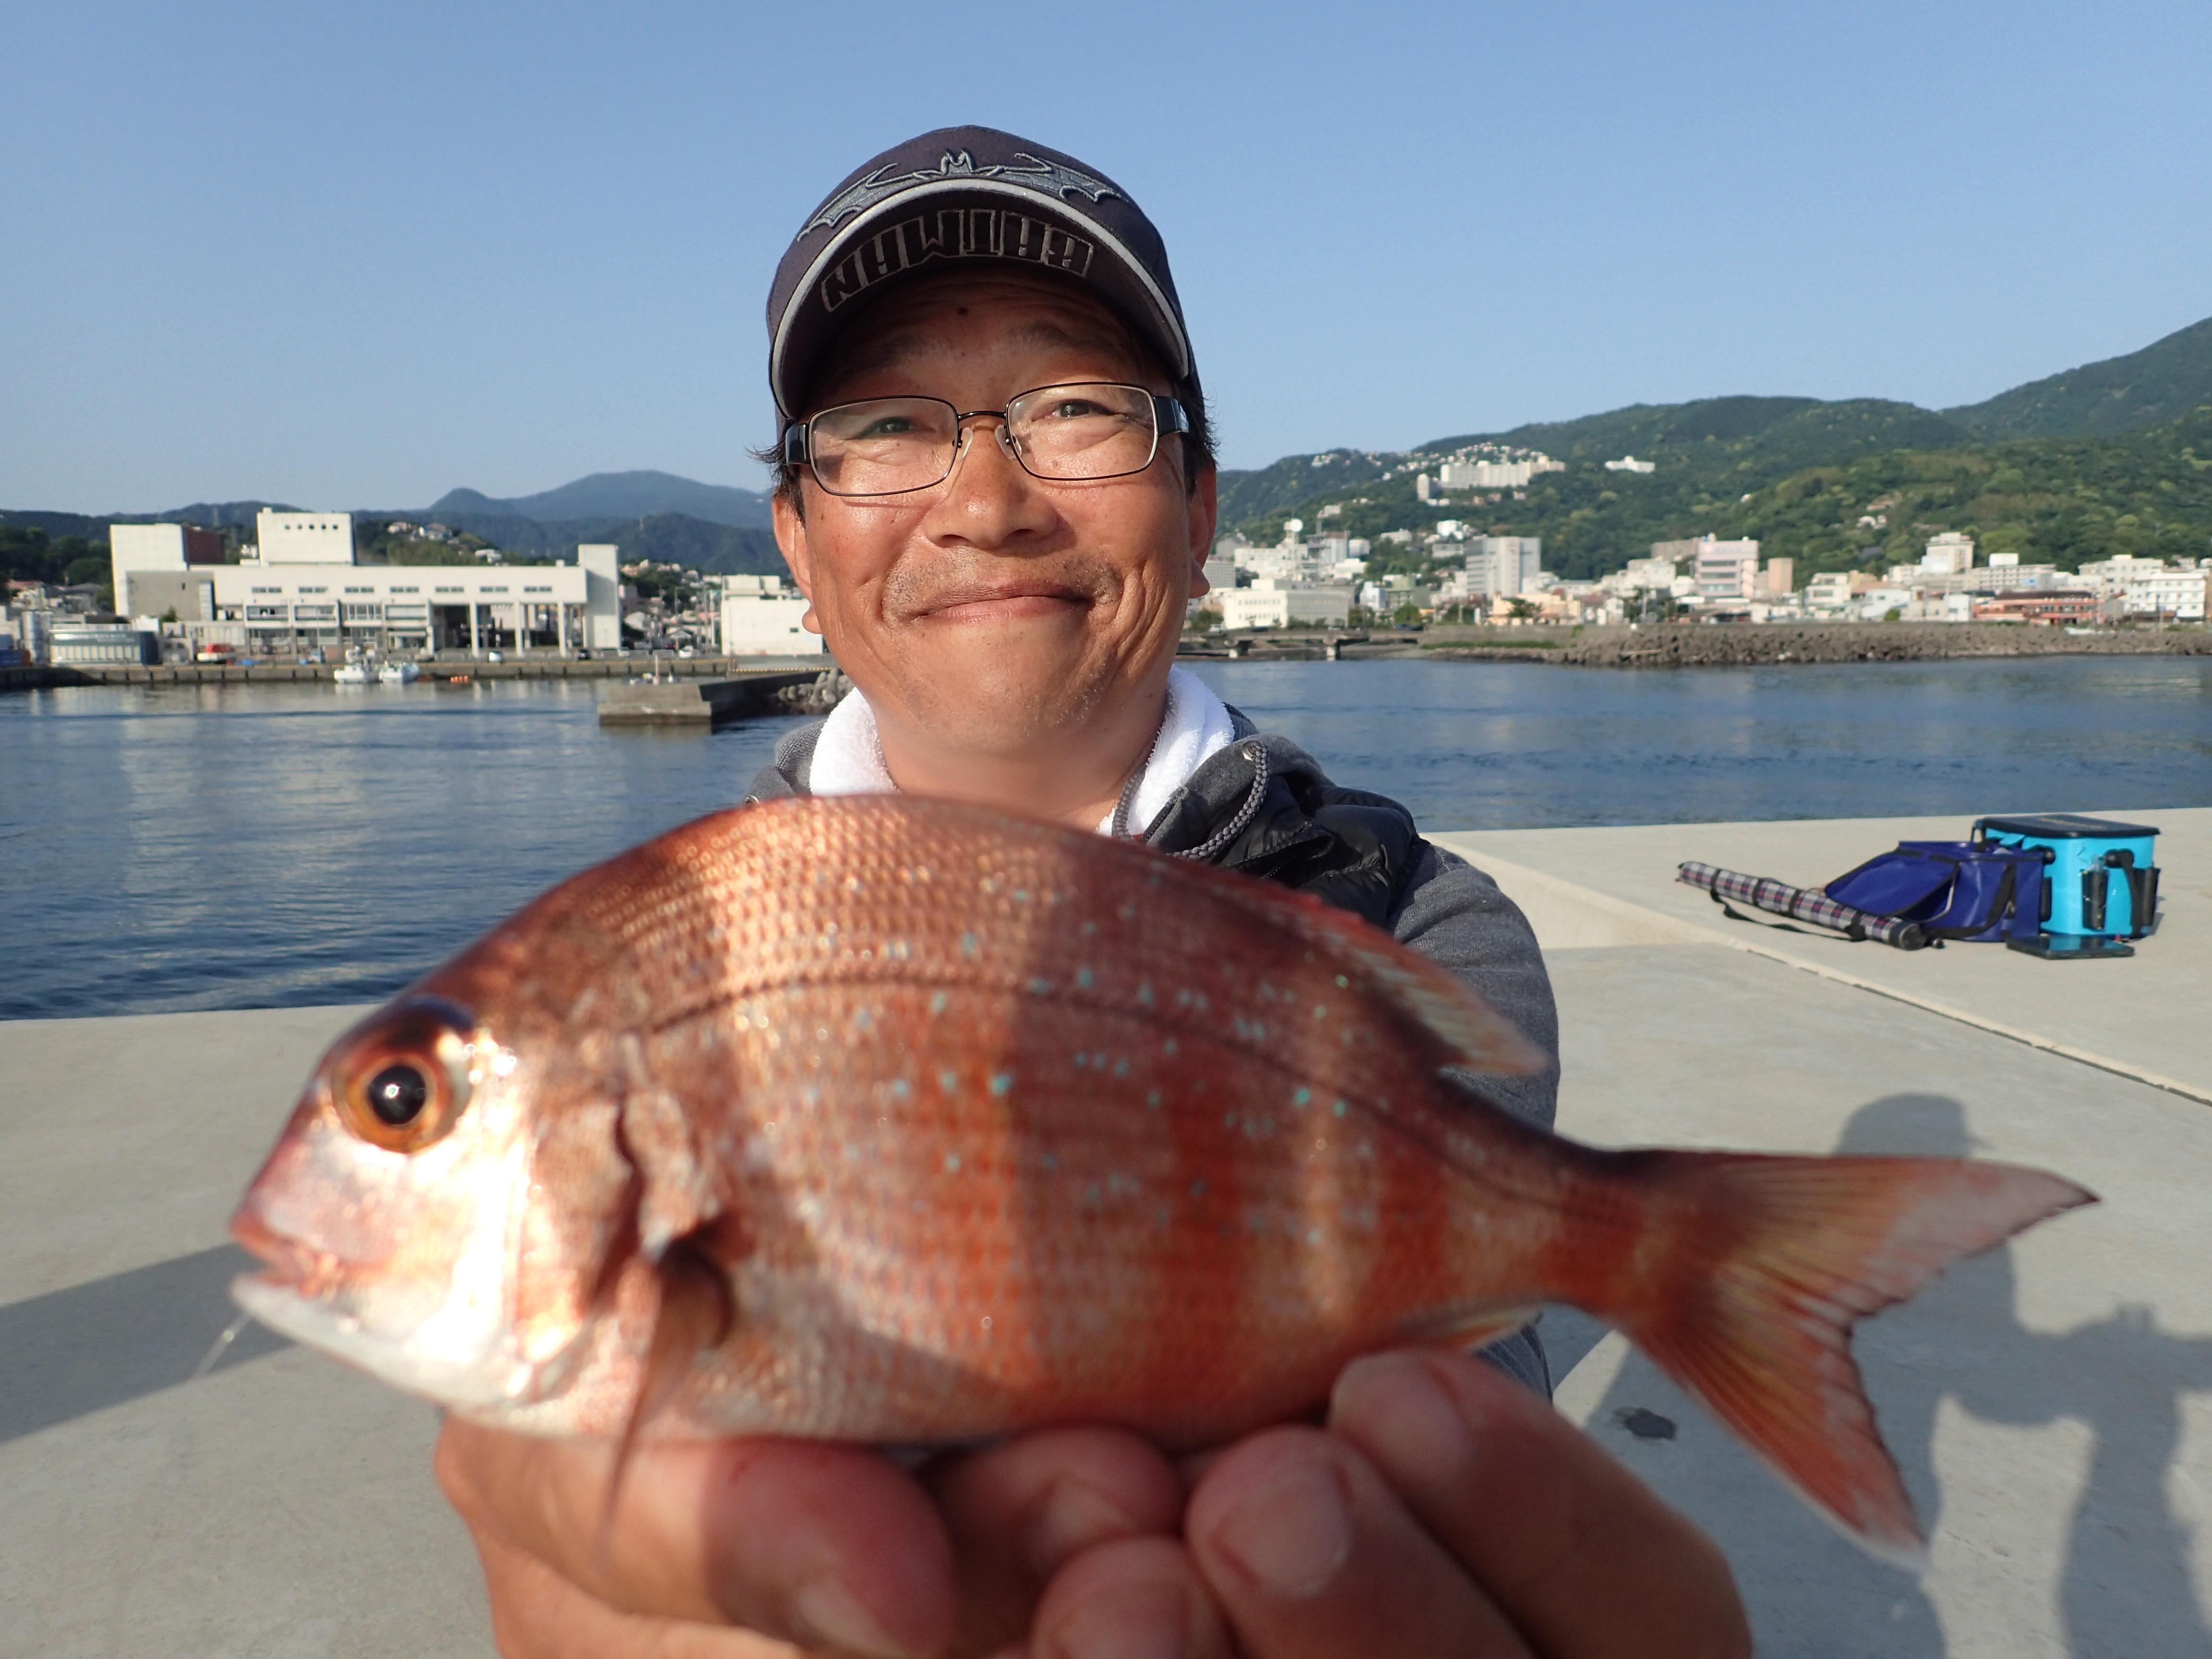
[0,509,813,670]
[0,492,2203,676]
[1200,489,2209,633]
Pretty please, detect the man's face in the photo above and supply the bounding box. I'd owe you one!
[773,267,1215,763]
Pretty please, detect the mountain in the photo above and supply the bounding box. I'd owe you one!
[1432,396,1972,476]
[1946,316,2212,441]
[426,470,771,530]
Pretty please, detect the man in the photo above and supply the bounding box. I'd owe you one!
[437,127,1749,1659]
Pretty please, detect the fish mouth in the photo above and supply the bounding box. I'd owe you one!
[229,1207,348,1300]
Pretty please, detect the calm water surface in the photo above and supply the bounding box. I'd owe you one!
[4,657,2207,1019]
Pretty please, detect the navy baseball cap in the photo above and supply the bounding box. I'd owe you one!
[767,126,1196,418]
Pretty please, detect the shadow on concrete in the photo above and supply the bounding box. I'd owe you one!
[1586,1094,2212,1657]
[0,1244,290,1444]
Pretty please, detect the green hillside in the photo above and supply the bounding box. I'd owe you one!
[1221,400,2212,583]
[1946,316,2212,440]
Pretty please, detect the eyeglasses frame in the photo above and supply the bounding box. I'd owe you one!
[781,383,1191,497]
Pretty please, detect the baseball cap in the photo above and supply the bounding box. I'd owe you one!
[767,126,1196,419]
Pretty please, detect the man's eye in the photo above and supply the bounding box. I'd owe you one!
[1041,400,1109,421]
[854,417,917,438]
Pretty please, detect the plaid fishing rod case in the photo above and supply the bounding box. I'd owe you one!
[1681,838,2053,952]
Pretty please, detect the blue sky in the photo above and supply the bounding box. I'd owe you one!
[4,0,2207,512]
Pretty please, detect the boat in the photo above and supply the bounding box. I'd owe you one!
[333,662,370,685]
[378,661,420,685]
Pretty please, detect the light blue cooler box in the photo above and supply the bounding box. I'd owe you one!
[1973,814,2160,958]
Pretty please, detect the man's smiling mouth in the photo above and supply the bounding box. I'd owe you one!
[912,578,1095,622]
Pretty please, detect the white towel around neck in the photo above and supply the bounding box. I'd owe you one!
[805,665,1238,837]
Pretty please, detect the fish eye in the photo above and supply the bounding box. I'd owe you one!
[365,1063,430,1126]
[328,998,479,1153]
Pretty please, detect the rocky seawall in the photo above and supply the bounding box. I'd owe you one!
[1419,622,2212,668]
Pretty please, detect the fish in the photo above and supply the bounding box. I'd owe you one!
[229,793,2093,1564]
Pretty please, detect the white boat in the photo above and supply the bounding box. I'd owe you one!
[378,661,420,685]
[333,663,371,685]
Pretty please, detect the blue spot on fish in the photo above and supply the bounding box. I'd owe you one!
[961,932,979,958]
[939,1070,961,1094]
[943,1152,962,1173]
[988,1071,1014,1096]
[930,991,948,1015]
[1075,966,1094,990]
[1293,1087,1312,1107]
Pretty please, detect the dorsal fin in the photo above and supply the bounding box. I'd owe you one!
[1201,866,1549,1077]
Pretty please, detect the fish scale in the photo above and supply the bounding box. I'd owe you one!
[231,793,2095,1564]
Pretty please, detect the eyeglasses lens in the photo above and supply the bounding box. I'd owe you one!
[807,384,1160,496]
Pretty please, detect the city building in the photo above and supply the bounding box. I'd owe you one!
[124,513,617,658]
[49,621,158,665]
[1760,557,1795,597]
[2124,562,2208,620]
[577,544,623,650]
[1603,456,1657,474]
[1922,532,1975,575]
[1972,591,2102,625]
[1806,570,1879,612]
[1221,578,1352,629]
[718,574,823,655]
[1438,536,1543,600]
[1689,536,1761,602]
[1415,450,1563,502]
[110,523,225,614]
[254,510,356,565]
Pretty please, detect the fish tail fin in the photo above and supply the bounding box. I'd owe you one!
[1602,1150,2093,1566]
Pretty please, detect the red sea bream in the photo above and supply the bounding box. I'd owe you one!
[230,794,2093,1563]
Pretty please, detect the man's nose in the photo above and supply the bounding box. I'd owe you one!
[923,415,1056,545]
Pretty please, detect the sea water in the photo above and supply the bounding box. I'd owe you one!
[3,656,2206,1019]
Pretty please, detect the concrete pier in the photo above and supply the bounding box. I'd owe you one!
[2,810,2205,1656]
[596,669,822,727]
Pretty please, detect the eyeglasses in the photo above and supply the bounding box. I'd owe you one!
[782,382,1190,498]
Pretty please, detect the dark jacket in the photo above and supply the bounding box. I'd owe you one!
[745,707,1561,1393]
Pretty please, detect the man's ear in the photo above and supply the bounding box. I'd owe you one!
[1185,464,1219,595]
[772,488,824,636]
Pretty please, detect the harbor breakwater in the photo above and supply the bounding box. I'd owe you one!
[1418,622,2212,668]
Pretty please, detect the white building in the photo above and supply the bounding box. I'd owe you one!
[255,510,356,565]
[1449,536,1543,598]
[1617,556,1679,593]
[2124,562,2208,620]
[718,574,823,654]
[109,522,227,613]
[180,521,615,657]
[1922,532,1975,575]
[1221,578,1352,629]
[1692,536,1761,601]
[577,544,624,650]
[1603,456,1657,474]
[2077,553,2174,594]
[1422,453,1564,495]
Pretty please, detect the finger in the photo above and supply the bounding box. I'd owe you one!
[1329,1350,1750,1659]
[436,1418,955,1659]
[1186,1426,1533,1658]
[468,1517,805,1659]
[927,1428,1184,1654]
[1029,1536,1236,1659]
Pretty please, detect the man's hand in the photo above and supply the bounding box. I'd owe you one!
[435,1349,1749,1658]
[434,1418,1184,1658]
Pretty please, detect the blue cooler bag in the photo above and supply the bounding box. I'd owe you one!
[1974,814,2160,957]
[1823,841,2046,945]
